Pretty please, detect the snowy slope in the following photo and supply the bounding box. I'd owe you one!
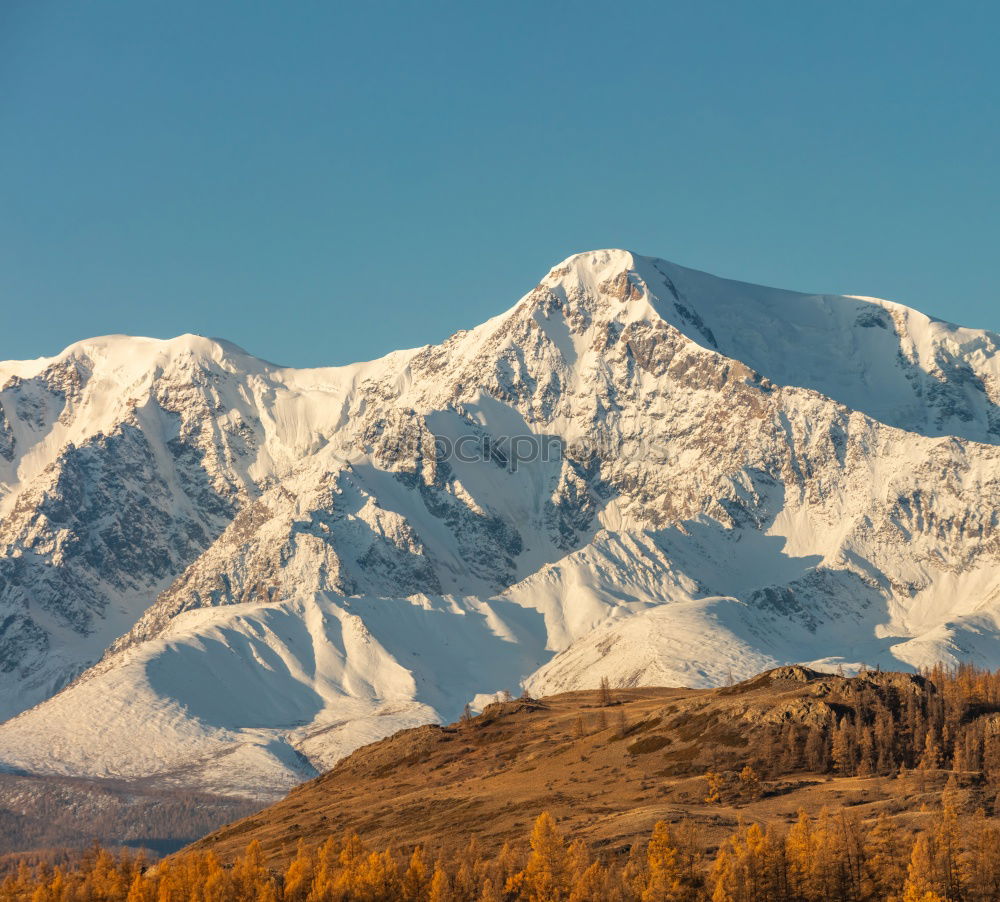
[634,255,1000,443]
[3,249,1000,796]
[0,592,549,797]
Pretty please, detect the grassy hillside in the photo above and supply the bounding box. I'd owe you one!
[9,665,1000,899]
[188,664,1000,868]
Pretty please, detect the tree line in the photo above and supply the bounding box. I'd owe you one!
[0,799,997,901]
[725,664,1000,785]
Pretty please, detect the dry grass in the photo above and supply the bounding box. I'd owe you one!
[188,668,982,868]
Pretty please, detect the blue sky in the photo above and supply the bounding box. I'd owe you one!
[2,1,998,366]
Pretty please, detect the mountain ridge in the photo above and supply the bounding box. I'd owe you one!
[2,249,1000,800]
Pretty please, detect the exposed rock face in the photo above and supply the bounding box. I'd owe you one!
[0,347,247,717]
[3,250,1000,796]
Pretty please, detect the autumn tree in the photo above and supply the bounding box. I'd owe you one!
[523,812,570,902]
[738,765,762,802]
[784,810,814,899]
[863,811,908,901]
[903,834,944,902]
[703,771,725,804]
[283,840,314,902]
[642,821,685,901]
[709,822,786,902]
[402,846,431,902]
[961,810,1000,901]
[429,860,455,902]
[567,860,607,902]
[832,718,855,775]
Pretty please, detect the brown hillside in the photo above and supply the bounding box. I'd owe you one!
[188,665,999,869]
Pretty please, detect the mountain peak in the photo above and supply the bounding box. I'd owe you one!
[528,249,661,322]
[4,249,1000,804]
[543,248,637,280]
[59,333,263,369]
[0,334,270,386]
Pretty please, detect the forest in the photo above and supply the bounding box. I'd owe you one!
[0,801,992,902]
[731,664,1000,783]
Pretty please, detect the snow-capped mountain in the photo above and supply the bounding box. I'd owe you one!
[3,249,1000,797]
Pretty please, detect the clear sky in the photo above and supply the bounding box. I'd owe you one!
[2,1,998,367]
